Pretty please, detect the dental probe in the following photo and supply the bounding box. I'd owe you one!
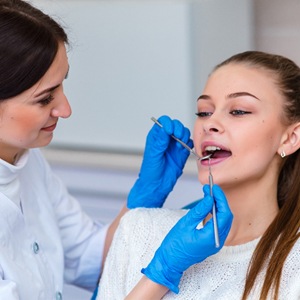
[151,117,212,161]
[151,117,219,247]
[209,158,220,248]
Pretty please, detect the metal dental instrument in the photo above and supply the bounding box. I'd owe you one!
[151,116,219,247]
[151,117,211,161]
[209,157,220,248]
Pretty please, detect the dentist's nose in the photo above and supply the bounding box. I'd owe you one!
[51,93,72,119]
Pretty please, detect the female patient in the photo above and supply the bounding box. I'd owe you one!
[98,51,300,299]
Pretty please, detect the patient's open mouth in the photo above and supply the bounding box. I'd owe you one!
[203,145,232,159]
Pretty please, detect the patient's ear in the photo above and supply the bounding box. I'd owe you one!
[278,122,300,156]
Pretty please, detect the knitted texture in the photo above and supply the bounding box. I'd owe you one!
[98,208,300,300]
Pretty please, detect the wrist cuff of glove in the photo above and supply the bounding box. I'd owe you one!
[141,262,182,294]
[127,178,170,209]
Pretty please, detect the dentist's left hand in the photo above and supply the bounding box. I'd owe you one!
[127,115,193,208]
[141,184,233,293]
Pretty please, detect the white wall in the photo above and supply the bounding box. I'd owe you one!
[30,0,253,153]
[254,0,300,65]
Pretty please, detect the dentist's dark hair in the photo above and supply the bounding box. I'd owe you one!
[0,0,68,100]
[216,51,300,300]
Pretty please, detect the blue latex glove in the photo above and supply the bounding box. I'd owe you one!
[141,184,233,293]
[127,115,193,208]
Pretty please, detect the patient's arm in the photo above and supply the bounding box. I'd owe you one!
[102,204,129,269]
[125,276,168,300]
[97,208,186,299]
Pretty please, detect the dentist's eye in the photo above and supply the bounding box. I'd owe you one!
[230,110,251,116]
[195,112,212,118]
[39,94,54,106]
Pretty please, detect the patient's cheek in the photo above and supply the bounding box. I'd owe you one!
[198,172,208,186]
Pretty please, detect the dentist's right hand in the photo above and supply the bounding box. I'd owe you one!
[141,184,233,294]
[127,115,193,209]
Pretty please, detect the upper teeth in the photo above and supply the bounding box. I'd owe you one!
[205,146,221,151]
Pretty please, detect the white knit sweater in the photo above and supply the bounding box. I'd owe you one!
[98,208,300,300]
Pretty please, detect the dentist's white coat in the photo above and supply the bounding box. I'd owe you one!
[0,149,108,299]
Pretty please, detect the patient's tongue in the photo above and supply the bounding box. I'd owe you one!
[212,150,231,158]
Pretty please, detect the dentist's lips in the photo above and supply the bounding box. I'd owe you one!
[41,123,57,132]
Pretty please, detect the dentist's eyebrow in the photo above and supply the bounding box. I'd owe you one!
[34,65,70,98]
[34,84,60,98]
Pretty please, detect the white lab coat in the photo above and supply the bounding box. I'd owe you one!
[0,149,108,299]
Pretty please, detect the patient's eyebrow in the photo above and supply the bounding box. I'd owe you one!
[197,91,260,102]
[227,92,260,100]
[197,94,210,101]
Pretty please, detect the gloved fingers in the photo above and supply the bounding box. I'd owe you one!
[172,119,194,154]
[145,119,171,154]
[212,185,231,213]
[195,217,225,249]
[173,119,188,141]
[203,184,233,221]
[186,138,194,150]
[150,116,190,169]
[199,214,231,248]
[158,116,192,149]
[182,195,214,227]
[149,115,188,154]
[202,184,210,197]
[157,115,174,135]
[212,185,233,239]
[200,184,232,245]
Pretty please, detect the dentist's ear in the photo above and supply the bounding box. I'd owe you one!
[278,122,300,157]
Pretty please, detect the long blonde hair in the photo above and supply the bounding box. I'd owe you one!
[216,51,300,300]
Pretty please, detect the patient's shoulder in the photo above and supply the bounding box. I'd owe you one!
[120,207,188,231]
